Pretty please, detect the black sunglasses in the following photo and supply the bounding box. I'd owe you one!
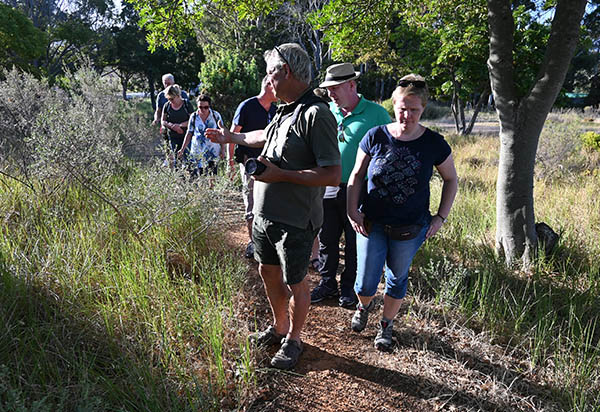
[274,46,293,74]
[398,79,426,88]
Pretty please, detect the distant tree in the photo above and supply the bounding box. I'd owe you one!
[6,0,114,80]
[0,4,46,75]
[311,0,493,135]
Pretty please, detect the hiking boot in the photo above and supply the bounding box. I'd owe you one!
[270,338,303,370]
[351,300,375,332]
[249,325,285,347]
[339,294,359,309]
[310,282,339,303]
[374,319,394,351]
[244,241,255,259]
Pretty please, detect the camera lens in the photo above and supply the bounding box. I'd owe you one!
[245,158,266,176]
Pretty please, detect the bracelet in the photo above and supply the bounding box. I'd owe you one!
[435,213,447,223]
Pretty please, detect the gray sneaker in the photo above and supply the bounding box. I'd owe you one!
[374,319,394,351]
[270,338,303,370]
[351,300,375,332]
[249,325,285,347]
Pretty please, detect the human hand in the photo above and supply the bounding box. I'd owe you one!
[252,156,281,183]
[425,214,445,239]
[172,124,184,134]
[205,120,232,144]
[176,150,184,159]
[348,209,368,237]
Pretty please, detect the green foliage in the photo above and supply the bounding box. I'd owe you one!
[581,131,600,152]
[199,48,262,122]
[512,5,551,99]
[0,65,251,410]
[0,4,46,75]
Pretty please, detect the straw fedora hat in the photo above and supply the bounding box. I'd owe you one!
[319,63,360,88]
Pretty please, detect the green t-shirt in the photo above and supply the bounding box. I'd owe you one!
[330,95,391,183]
[254,89,341,229]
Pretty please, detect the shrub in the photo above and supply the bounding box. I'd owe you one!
[199,47,262,122]
[535,111,587,178]
[581,131,600,152]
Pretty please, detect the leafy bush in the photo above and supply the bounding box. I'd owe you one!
[0,66,156,186]
[581,131,600,152]
[0,65,250,410]
[535,111,588,178]
[199,47,262,123]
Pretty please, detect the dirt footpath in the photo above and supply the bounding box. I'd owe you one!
[222,219,561,412]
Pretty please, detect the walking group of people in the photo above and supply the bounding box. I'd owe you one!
[162,42,458,370]
[152,73,225,176]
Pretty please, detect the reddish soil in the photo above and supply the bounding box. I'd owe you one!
[222,215,561,412]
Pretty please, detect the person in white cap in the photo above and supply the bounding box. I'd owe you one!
[310,63,391,309]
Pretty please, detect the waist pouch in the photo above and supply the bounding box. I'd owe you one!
[365,219,423,241]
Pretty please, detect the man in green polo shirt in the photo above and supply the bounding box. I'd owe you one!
[205,43,341,370]
[310,63,391,308]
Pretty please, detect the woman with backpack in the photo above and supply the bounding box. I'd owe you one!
[161,84,193,166]
[178,94,224,176]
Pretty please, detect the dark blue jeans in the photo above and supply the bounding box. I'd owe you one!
[318,184,357,296]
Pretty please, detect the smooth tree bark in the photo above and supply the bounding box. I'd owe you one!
[487,0,587,265]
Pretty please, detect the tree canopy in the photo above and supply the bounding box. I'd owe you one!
[0,4,46,75]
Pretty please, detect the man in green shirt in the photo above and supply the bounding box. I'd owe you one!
[310,63,391,308]
[206,43,341,370]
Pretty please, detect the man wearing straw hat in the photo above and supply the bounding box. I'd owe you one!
[310,63,391,309]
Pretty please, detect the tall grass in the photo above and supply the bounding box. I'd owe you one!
[414,112,600,410]
[0,170,251,411]
[0,66,252,411]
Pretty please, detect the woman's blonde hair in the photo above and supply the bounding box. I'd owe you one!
[165,84,182,99]
[392,74,428,107]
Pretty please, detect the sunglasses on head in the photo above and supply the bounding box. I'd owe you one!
[274,46,293,74]
[398,79,426,88]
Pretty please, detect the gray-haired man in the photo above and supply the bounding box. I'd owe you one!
[206,43,341,370]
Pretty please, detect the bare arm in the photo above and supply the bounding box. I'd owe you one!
[254,156,341,186]
[426,154,458,239]
[205,120,265,148]
[153,105,162,126]
[346,149,371,237]
[228,124,242,164]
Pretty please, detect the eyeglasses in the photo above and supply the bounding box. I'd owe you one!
[398,79,426,88]
[199,105,210,110]
[274,46,293,74]
[338,124,346,143]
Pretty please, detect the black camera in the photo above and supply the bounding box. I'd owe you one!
[244,157,266,176]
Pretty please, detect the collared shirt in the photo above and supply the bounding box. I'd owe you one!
[253,89,340,229]
[329,95,391,183]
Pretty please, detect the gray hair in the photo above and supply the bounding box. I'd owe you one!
[264,43,311,84]
[162,73,175,83]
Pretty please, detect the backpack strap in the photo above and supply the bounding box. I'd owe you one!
[183,98,193,115]
[279,92,325,140]
[189,111,197,130]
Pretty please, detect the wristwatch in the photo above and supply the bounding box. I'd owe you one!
[435,213,447,223]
